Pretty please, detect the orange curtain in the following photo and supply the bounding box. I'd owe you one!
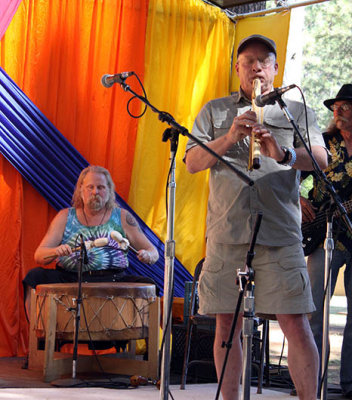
[0,0,290,357]
[0,0,148,356]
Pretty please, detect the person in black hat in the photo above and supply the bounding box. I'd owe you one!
[300,84,352,398]
[185,33,328,400]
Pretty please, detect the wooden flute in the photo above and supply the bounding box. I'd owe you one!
[248,77,263,170]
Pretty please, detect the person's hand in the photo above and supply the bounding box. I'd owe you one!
[252,124,284,161]
[227,110,257,144]
[300,196,316,223]
[137,250,153,264]
[55,244,73,257]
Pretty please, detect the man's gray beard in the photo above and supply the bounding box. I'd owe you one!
[88,198,103,211]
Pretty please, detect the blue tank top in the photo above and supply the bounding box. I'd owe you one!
[58,207,129,272]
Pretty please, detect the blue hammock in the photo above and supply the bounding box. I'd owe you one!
[0,67,192,297]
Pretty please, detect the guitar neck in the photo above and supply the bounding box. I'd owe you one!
[302,199,352,233]
[332,199,352,217]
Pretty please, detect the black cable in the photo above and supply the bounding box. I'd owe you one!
[165,150,177,219]
[296,85,313,153]
[126,73,148,119]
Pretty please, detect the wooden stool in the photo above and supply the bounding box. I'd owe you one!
[28,282,160,382]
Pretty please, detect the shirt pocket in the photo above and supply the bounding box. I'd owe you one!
[213,118,231,140]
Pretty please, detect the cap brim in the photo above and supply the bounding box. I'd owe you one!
[324,96,352,110]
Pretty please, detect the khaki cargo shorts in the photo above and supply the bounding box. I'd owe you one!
[198,241,315,317]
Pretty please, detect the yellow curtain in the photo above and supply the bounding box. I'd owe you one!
[129,2,291,273]
[231,11,291,92]
[128,0,236,273]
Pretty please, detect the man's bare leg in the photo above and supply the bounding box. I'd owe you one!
[213,313,243,400]
[277,314,319,400]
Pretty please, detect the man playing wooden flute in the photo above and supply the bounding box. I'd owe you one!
[184,34,327,400]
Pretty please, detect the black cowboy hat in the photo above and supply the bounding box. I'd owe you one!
[324,84,352,110]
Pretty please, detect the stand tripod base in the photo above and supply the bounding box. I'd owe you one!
[51,378,87,387]
[50,376,132,388]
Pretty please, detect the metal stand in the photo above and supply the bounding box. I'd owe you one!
[48,236,87,387]
[215,212,263,400]
[241,270,256,400]
[320,216,334,400]
[159,128,177,399]
[72,234,87,379]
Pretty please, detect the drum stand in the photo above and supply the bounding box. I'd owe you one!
[215,212,263,400]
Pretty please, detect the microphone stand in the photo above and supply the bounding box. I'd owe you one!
[320,211,334,400]
[114,79,254,400]
[72,234,87,379]
[275,96,352,400]
[241,212,262,400]
[159,127,177,398]
[215,212,263,400]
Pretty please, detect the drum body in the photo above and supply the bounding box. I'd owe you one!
[34,282,156,341]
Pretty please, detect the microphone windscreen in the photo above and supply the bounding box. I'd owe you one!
[101,74,113,88]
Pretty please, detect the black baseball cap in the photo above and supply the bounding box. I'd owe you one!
[237,34,277,57]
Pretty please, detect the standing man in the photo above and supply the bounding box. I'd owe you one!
[184,34,328,400]
[301,84,352,398]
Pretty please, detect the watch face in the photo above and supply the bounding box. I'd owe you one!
[278,146,290,164]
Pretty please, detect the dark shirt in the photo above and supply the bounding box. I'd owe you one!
[307,131,352,252]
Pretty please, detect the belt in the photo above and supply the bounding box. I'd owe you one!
[83,269,125,276]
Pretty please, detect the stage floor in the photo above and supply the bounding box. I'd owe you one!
[0,383,294,400]
[0,356,295,399]
[0,296,348,399]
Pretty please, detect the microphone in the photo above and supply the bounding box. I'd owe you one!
[101,72,134,88]
[110,230,138,254]
[254,84,296,107]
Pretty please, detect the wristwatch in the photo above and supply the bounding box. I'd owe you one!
[277,146,296,167]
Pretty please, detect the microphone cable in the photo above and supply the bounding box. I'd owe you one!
[125,72,148,119]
